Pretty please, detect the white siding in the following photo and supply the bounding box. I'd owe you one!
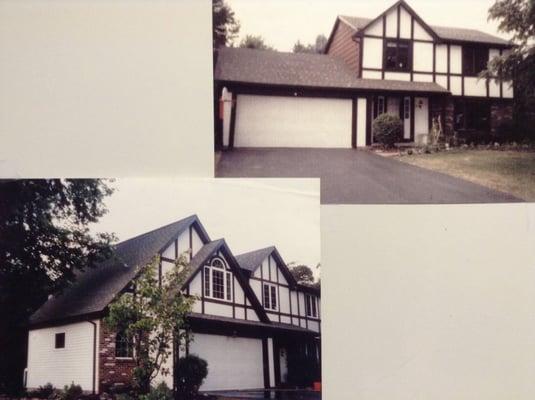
[413,20,432,41]
[307,320,320,333]
[436,74,448,89]
[279,286,290,314]
[450,45,462,74]
[204,302,233,318]
[189,334,264,391]
[413,42,434,72]
[362,70,382,79]
[384,72,411,81]
[450,76,462,96]
[234,276,245,304]
[413,73,434,83]
[503,81,514,98]
[399,6,412,39]
[363,38,383,69]
[189,272,202,296]
[234,306,245,320]
[385,8,397,38]
[435,45,448,73]
[191,228,203,257]
[250,279,262,305]
[464,77,487,97]
[365,18,383,36]
[357,98,367,148]
[234,95,352,148]
[27,321,97,391]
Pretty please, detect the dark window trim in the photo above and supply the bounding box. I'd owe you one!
[383,38,412,72]
[55,332,65,349]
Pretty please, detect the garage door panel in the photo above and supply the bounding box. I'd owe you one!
[189,333,264,391]
[235,95,352,148]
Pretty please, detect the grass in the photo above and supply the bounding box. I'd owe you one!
[396,149,535,201]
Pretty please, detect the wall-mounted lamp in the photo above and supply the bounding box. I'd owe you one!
[417,99,424,109]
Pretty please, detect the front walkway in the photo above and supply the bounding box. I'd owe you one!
[209,389,321,400]
[215,148,521,204]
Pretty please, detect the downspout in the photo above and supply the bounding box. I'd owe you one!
[87,321,97,395]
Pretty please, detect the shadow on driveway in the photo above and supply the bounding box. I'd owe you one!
[215,148,522,204]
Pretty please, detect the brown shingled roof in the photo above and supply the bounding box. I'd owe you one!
[215,47,449,94]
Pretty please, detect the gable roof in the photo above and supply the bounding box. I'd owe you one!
[235,246,275,272]
[215,47,449,94]
[338,12,511,47]
[29,215,208,327]
[183,239,270,323]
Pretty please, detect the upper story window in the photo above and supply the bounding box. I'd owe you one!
[462,46,489,76]
[263,283,277,311]
[384,40,411,72]
[305,294,318,318]
[204,257,232,301]
[115,330,134,359]
[55,333,65,349]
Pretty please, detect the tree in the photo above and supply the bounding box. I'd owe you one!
[481,0,535,139]
[213,0,240,48]
[288,264,315,285]
[293,34,328,54]
[104,253,196,396]
[239,34,274,51]
[0,179,115,395]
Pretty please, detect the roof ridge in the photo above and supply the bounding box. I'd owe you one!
[235,245,275,257]
[115,214,197,247]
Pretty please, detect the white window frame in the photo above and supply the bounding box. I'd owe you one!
[204,257,232,302]
[115,331,135,360]
[305,294,318,318]
[263,283,278,311]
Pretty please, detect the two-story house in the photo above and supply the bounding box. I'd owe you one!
[25,215,320,394]
[214,0,513,149]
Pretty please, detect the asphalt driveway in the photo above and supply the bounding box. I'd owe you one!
[215,148,522,204]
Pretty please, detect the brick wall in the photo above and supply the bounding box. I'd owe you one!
[490,101,513,134]
[326,19,360,75]
[98,322,135,393]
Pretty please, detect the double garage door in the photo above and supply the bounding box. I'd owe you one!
[189,333,264,391]
[234,94,353,148]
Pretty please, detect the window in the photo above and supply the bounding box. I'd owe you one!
[374,96,385,119]
[263,283,277,310]
[305,295,317,318]
[115,331,134,359]
[462,46,489,76]
[403,97,410,119]
[204,257,232,301]
[454,99,490,132]
[55,333,65,349]
[384,40,411,72]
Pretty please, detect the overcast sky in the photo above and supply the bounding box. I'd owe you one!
[228,0,509,52]
[90,178,321,274]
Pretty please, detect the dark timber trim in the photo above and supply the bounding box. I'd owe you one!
[410,95,415,141]
[351,98,357,148]
[228,91,237,148]
[366,96,373,145]
[262,338,270,388]
[447,44,451,91]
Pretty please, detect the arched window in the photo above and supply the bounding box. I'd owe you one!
[204,257,232,301]
[115,330,134,359]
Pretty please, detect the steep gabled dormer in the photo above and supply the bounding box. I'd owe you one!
[235,247,321,333]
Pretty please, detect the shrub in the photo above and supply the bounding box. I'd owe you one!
[27,383,55,399]
[138,382,173,400]
[58,383,83,400]
[372,113,403,148]
[175,355,208,399]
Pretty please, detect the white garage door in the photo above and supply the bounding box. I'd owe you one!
[234,94,352,148]
[189,333,264,391]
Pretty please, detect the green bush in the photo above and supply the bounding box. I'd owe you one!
[175,355,208,399]
[372,113,403,148]
[58,383,83,400]
[138,382,173,400]
[27,382,56,399]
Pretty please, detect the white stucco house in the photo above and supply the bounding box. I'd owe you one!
[214,0,513,149]
[25,215,321,394]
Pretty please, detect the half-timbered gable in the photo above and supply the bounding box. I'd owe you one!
[236,247,321,333]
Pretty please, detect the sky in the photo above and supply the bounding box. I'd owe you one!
[89,178,321,274]
[228,0,510,52]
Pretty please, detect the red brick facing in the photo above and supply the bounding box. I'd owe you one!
[99,322,135,393]
[326,19,360,76]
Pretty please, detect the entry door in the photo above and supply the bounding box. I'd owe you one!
[414,97,429,143]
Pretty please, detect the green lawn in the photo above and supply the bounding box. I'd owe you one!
[396,149,535,201]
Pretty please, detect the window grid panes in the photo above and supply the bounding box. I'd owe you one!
[212,269,224,299]
[385,40,411,72]
[115,331,134,358]
[204,257,232,302]
[263,283,277,311]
